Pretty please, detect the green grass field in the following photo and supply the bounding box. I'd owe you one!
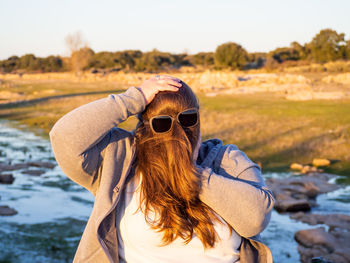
[1,79,350,176]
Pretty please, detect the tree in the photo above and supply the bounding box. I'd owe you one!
[114,50,142,71]
[65,31,93,74]
[168,53,191,69]
[268,42,309,64]
[191,52,215,67]
[308,29,345,63]
[0,56,19,73]
[214,42,248,70]
[71,47,94,72]
[89,51,116,69]
[41,56,63,72]
[18,54,39,71]
[344,40,350,59]
[247,52,266,69]
[269,47,297,63]
[134,49,173,72]
[291,41,308,60]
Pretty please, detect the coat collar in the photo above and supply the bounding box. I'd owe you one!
[196,138,223,168]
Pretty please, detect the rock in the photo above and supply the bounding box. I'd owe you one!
[295,227,350,263]
[0,162,30,172]
[0,173,15,184]
[293,213,350,263]
[266,173,338,213]
[267,174,338,196]
[289,162,325,174]
[301,165,312,174]
[295,227,336,252]
[295,165,324,174]
[0,205,18,216]
[275,198,311,212]
[290,163,304,170]
[0,161,55,174]
[27,161,56,169]
[21,169,46,176]
[312,158,331,167]
[290,212,350,231]
[291,212,319,225]
[311,257,334,263]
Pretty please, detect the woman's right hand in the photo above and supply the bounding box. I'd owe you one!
[139,75,182,104]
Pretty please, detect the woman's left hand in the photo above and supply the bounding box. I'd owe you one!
[139,75,182,104]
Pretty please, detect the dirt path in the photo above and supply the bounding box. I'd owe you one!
[0,89,124,109]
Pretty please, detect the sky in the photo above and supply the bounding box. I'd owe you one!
[1,0,350,59]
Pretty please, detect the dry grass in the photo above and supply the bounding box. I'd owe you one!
[199,93,350,174]
[1,76,350,175]
[2,70,350,102]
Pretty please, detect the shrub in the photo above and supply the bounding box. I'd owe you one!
[214,42,248,70]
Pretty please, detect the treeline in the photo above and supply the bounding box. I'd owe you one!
[0,54,65,73]
[1,28,350,74]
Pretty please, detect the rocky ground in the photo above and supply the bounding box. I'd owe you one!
[0,160,56,216]
[266,172,350,263]
[2,71,350,103]
[1,154,349,262]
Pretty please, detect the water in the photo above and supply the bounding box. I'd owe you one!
[0,120,349,263]
[262,173,350,262]
[0,120,94,263]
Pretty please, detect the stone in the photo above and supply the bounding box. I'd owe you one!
[0,173,15,184]
[290,163,304,170]
[290,212,350,231]
[295,227,350,263]
[266,173,338,213]
[301,165,312,174]
[0,162,30,172]
[27,161,56,169]
[311,257,334,263]
[21,169,46,176]
[0,205,18,216]
[295,227,336,252]
[312,158,331,167]
[275,198,311,212]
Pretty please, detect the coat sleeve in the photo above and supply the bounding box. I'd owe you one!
[49,86,147,195]
[199,145,275,238]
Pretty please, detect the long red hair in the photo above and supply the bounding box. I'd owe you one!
[135,82,223,248]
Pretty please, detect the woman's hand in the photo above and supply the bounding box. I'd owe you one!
[139,75,182,104]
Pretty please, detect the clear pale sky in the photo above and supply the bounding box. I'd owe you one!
[1,0,349,59]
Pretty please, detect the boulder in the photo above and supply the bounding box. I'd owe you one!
[266,173,338,213]
[289,162,325,174]
[311,257,334,263]
[21,169,46,176]
[27,161,56,169]
[0,173,15,184]
[295,227,350,263]
[0,162,30,172]
[312,159,331,167]
[301,165,323,174]
[291,212,350,231]
[0,205,18,216]
[275,198,311,212]
[290,163,304,170]
[295,227,336,252]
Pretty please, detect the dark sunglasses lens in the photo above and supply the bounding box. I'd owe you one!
[151,116,172,133]
[178,110,198,127]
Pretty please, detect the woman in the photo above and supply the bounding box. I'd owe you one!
[50,75,274,263]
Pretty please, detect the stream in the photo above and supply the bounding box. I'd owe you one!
[0,119,349,263]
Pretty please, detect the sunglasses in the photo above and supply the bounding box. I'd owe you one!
[144,108,199,133]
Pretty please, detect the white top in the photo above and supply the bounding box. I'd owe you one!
[116,175,241,263]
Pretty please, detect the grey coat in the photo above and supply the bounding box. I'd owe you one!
[49,86,275,263]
